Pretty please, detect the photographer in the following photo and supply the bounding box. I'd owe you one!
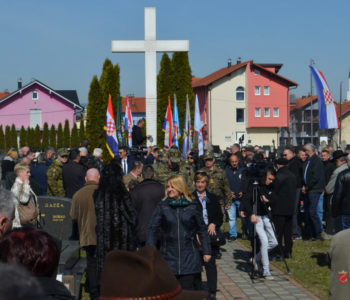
[270,158,297,260]
[241,167,278,280]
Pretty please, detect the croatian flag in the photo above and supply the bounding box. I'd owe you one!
[124,95,133,147]
[310,66,339,129]
[105,94,119,157]
[194,94,204,156]
[182,97,192,158]
[173,95,181,147]
[163,96,173,147]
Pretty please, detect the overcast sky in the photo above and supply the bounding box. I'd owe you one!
[1,0,349,105]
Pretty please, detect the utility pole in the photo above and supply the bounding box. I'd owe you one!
[310,59,315,145]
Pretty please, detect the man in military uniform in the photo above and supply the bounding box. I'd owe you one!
[155,148,192,189]
[47,148,69,197]
[199,151,232,209]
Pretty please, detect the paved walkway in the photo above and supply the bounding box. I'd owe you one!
[209,241,317,300]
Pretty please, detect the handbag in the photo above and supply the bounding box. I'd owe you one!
[17,196,39,225]
[209,229,226,246]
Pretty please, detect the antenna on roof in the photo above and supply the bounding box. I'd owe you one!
[237,57,242,64]
[227,58,232,67]
[17,78,22,90]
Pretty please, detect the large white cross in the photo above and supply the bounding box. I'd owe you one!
[111,7,189,146]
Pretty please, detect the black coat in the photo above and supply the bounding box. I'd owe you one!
[62,161,85,198]
[270,166,297,216]
[332,168,350,217]
[36,277,74,300]
[1,158,15,180]
[242,182,273,217]
[94,186,136,280]
[287,156,303,188]
[304,154,325,192]
[323,160,336,185]
[130,179,165,244]
[147,198,211,275]
[132,125,146,147]
[192,191,223,229]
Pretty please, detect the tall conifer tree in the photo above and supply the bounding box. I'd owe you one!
[63,120,70,148]
[42,123,49,149]
[172,52,194,149]
[26,126,32,148]
[57,123,63,148]
[71,123,79,147]
[10,125,17,149]
[19,126,27,148]
[79,119,85,141]
[86,76,103,151]
[157,53,174,146]
[5,126,11,149]
[0,126,5,152]
[49,125,56,149]
[33,125,41,149]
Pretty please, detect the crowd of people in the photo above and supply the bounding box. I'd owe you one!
[0,139,350,299]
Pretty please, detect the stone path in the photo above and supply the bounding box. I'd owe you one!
[207,241,318,300]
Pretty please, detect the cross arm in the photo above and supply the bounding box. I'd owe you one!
[112,40,146,53]
[155,40,189,52]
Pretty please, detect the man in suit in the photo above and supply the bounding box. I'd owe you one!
[132,119,152,148]
[117,146,135,176]
[193,171,223,300]
[302,143,325,240]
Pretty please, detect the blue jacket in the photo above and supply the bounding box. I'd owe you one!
[147,198,211,275]
[30,162,49,195]
[225,165,245,197]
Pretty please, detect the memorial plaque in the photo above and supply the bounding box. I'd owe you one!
[38,196,72,240]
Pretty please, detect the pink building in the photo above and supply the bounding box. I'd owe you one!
[192,60,298,148]
[0,80,82,129]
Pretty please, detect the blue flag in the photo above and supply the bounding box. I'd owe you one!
[173,95,181,148]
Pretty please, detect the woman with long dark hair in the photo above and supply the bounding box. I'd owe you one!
[94,159,136,280]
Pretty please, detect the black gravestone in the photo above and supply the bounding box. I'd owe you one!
[38,196,72,240]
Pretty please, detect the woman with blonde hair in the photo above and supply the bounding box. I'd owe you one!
[11,164,39,228]
[147,174,211,291]
[1,148,18,180]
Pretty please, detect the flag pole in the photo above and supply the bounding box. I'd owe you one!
[309,59,315,145]
[339,81,343,147]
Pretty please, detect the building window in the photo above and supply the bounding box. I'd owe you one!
[264,86,270,95]
[32,91,38,100]
[264,108,270,117]
[255,108,261,117]
[236,108,244,123]
[254,70,260,75]
[254,86,261,95]
[273,107,279,117]
[236,86,245,101]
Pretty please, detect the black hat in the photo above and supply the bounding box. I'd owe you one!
[331,150,347,162]
[276,158,289,166]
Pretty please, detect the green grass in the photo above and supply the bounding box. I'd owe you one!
[232,220,330,300]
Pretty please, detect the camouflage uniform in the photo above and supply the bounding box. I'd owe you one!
[199,151,232,207]
[155,149,193,190]
[46,149,68,197]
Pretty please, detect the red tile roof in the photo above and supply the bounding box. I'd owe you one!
[290,96,350,118]
[192,61,250,88]
[0,92,10,100]
[192,60,297,88]
[122,97,145,113]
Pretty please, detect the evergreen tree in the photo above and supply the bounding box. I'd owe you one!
[10,125,17,149]
[42,123,49,149]
[5,126,11,149]
[49,125,57,149]
[0,126,5,152]
[157,53,174,146]
[63,120,70,148]
[19,126,27,148]
[71,123,79,147]
[33,125,41,149]
[86,76,103,151]
[26,126,32,148]
[172,52,194,149]
[57,123,63,148]
[79,119,85,141]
